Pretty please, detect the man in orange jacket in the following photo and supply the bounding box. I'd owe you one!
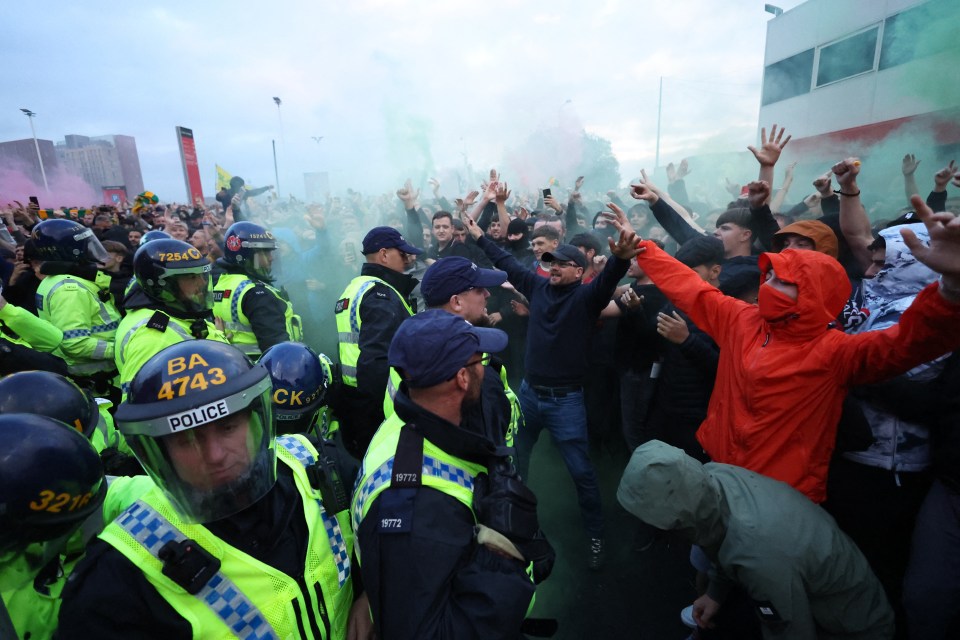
[620,194,960,503]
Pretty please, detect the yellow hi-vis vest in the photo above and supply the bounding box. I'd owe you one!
[99,435,354,640]
[335,276,412,387]
[350,412,485,564]
[35,273,120,376]
[212,273,302,358]
[381,359,520,449]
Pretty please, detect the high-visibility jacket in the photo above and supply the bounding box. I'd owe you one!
[35,272,120,376]
[114,308,227,396]
[381,359,520,448]
[351,412,485,563]
[0,300,62,351]
[335,276,413,387]
[212,273,302,357]
[100,435,354,640]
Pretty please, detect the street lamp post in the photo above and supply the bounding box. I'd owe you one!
[20,108,50,193]
[272,97,283,197]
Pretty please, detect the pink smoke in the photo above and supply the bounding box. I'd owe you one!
[0,159,98,209]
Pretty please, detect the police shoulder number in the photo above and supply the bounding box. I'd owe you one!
[157,353,227,400]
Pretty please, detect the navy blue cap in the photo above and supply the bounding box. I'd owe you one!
[541,244,588,269]
[420,257,507,307]
[362,226,423,255]
[389,309,508,388]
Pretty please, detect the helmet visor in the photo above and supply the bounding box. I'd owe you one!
[124,377,277,523]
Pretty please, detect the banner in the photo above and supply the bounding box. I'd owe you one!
[176,126,204,203]
[102,186,127,206]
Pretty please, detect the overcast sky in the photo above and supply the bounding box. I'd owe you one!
[1,0,805,203]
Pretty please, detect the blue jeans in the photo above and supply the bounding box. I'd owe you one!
[518,380,604,538]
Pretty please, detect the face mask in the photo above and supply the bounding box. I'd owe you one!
[758,284,796,322]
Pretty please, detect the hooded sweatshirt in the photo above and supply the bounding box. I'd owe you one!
[617,441,894,640]
[636,241,960,502]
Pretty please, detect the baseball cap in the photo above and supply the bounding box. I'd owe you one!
[362,226,423,255]
[541,244,588,269]
[389,309,508,388]
[420,257,507,307]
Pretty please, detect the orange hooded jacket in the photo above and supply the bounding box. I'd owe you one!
[637,242,960,502]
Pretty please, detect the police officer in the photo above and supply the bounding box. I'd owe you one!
[58,341,371,640]
[0,413,107,640]
[260,341,338,438]
[212,221,302,358]
[0,370,130,464]
[352,310,553,639]
[32,219,122,399]
[334,226,421,459]
[116,238,227,396]
[395,255,521,449]
[0,284,67,376]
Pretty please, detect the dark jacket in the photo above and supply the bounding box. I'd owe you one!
[337,262,418,452]
[358,390,534,640]
[475,235,628,387]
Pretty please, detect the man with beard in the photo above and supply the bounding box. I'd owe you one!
[417,256,521,448]
[352,310,552,639]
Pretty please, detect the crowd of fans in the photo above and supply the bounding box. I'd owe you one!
[2,122,960,639]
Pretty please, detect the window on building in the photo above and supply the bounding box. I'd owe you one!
[880,0,959,70]
[816,26,879,87]
[761,48,814,106]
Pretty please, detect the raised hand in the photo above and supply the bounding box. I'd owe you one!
[575,175,585,191]
[813,172,833,197]
[666,162,677,184]
[629,182,659,206]
[677,158,691,180]
[544,195,562,212]
[746,180,772,209]
[428,177,441,195]
[784,160,798,181]
[396,179,419,208]
[747,124,792,167]
[902,153,921,176]
[900,194,960,280]
[831,157,861,191]
[495,182,511,205]
[724,178,742,199]
[934,160,957,189]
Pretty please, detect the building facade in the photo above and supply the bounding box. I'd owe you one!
[56,134,144,201]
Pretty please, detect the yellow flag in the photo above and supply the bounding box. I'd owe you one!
[216,165,233,191]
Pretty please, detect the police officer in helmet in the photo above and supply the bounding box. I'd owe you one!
[212,222,303,358]
[0,413,107,640]
[116,238,227,397]
[58,341,371,640]
[260,341,339,438]
[31,218,122,400]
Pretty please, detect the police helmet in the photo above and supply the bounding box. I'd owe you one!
[114,341,275,523]
[140,229,172,246]
[0,414,106,590]
[222,221,277,279]
[0,371,99,440]
[259,342,331,434]
[30,219,109,266]
[133,238,213,315]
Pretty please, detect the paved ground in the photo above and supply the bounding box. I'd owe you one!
[524,436,697,640]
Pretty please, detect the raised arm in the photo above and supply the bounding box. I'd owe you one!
[902,153,921,206]
[745,180,780,252]
[768,161,797,214]
[631,178,702,246]
[747,124,791,195]
[928,160,956,212]
[833,157,873,271]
